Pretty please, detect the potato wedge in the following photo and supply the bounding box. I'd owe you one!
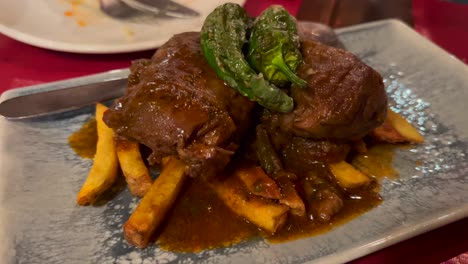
[235,166,281,199]
[209,176,289,234]
[386,108,424,143]
[115,137,152,197]
[77,103,119,205]
[328,161,371,189]
[124,157,187,248]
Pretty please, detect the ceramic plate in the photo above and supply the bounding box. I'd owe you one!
[0,0,245,54]
[1,20,467,264]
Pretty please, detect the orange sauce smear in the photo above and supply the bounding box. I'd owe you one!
[64,10,74,17]
[77,20,87,27]
[62,0,88,27]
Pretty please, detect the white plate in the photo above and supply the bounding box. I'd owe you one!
[1,20,468,264]
[0,0,245,54]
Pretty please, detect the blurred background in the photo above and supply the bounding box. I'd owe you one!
[247,0,468,63]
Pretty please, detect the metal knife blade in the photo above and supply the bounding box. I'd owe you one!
[120,0,199,18]
[0,77,127,120]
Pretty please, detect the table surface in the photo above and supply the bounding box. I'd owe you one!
[1,0,467,263]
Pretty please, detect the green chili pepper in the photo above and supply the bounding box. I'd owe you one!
[254,125,283,175]
[248,5,306,87]
[200,3,294,113]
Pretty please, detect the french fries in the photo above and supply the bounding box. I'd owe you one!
[115,137,152,197]
[74,103,419,248]
[371,108,424,143]
[77,103,119,205]
[328,161,371,189]
[386,108,424,143]
[123,157,187,248]
[234,166,281,199]
[209,177,289,234]
[275,177,306,216]
[234,166,305,216]
[371,121,407,143]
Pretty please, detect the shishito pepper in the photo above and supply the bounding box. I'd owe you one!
[247,5,306,87]
[200,3,294,113]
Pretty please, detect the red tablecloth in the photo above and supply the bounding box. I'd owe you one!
[413,0,468,64]
[0,0,467,263]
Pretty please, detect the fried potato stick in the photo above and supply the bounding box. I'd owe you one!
[235,166,281,199]
[328,161,371,189]
[370,121,407,143]
[371,108,424,143]
[77,103,119,205]
[115,138,152,197]
[385,108,424,143]
[275,177,306,216]
[209,176,289,234]
[124,157,187,248]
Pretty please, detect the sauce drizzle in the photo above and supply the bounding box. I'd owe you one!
[68,118,97,159]
[351,144,399,181]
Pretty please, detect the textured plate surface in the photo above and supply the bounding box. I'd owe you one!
[1,20,468,264]
[0,0,245,54]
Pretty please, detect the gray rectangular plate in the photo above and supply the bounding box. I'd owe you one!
[1,19,467,264]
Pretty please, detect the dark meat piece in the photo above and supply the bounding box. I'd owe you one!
[270,39,387,140]
[104,32,254,178]
[259,117,350,175]
[259,39,386,176]
[301,175,344,222]
[282,136,350,174]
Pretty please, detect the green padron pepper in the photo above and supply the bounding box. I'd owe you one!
[248,5,306,87]
[200,3,294,113]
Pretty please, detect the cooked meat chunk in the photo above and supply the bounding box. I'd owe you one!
[260,115,350,175]
[104,32,254,178]
[282,137,350,173]
[259,39,386,179]
[301,175,344,222]
[271,39,387,140]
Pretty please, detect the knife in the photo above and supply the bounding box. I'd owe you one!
[120,0,199,18]
[0,77,127,120]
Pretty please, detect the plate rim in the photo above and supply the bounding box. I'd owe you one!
[335,19,468,68]
[0,22,171,54]
[307,205,468,264]
[0,0,247,54]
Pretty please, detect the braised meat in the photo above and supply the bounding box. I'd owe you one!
[269,39,387,140]
[260,113,350,175]
[259,38,387,177]
[301,175,344,222]
[282,137,350,172]
[104,32,254,178]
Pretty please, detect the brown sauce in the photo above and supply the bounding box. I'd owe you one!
[68,118,97,159]
[68,122,400,252]
[268,187,381,243]
[157,177,259,252]
[351,144,399,181]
